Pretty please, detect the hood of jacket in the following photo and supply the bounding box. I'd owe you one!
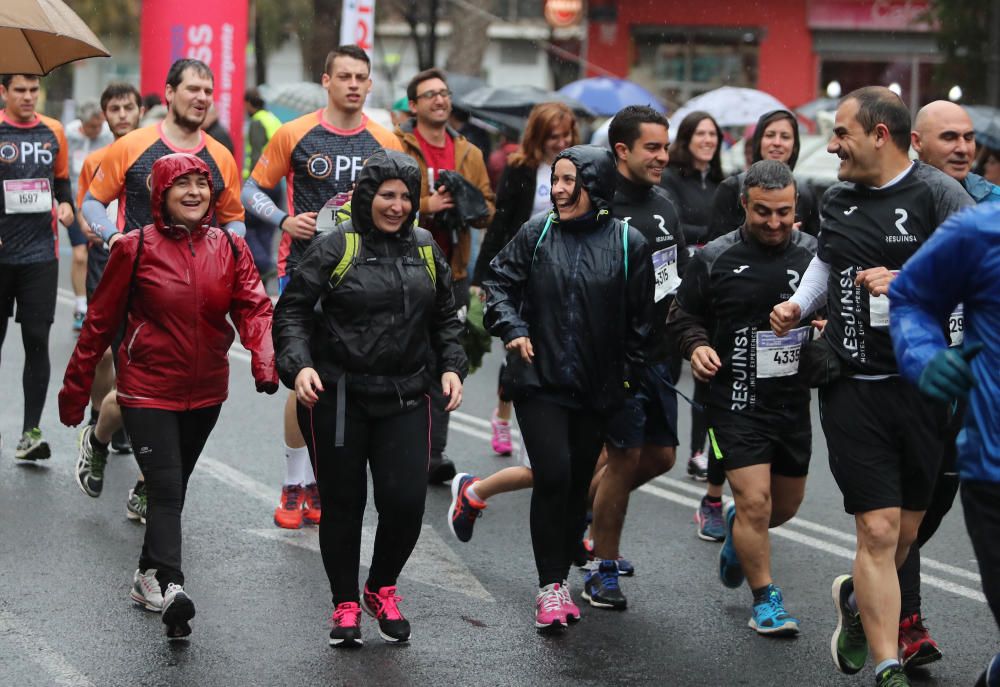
[351,149,423,237]
[751,109,801,170]
[553,145,617,214]
[150,153,214,239]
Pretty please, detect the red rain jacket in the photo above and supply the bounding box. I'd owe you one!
[59,153,277,422]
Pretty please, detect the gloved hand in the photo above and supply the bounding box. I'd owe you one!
[58,386,86,427]
[256,379,279,395]
[917,343,982,403]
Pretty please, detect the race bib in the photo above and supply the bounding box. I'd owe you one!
[4,179,52,214]
[948,304,964,347]
[315,192,352,234]
[652,245,680,302]
[755,326,809,379]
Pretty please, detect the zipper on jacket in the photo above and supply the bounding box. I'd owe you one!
[126,322,146,363]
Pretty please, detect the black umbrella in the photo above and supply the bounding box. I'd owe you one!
[456,85,595,119]
[966,105,1000,149]
[444,72,487,100]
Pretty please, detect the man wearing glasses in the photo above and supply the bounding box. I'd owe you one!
[396,68,495,484]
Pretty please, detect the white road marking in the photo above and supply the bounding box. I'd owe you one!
[198,458,494,602]
[0,610,96,686]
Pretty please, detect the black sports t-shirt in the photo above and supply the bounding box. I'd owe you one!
[676,228,816,421]
[0,113,69,264]
[818,161,974,375]
[612,173,688,362]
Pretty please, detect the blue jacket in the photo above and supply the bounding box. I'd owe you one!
[890,203,1000,483]
[963,172,1000,205]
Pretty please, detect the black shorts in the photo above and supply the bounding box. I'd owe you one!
[706,408,811,477]
[86,244,109,299]
[0,259,58,324]
[820,376,947,514]
[605,362,680,449]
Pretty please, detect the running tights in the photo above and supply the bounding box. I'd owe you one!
[961,481,1000,629]
[898,470,960,617]
[0,318,51,432]
[121,405,220,590]
[299,395,430,605]
[515,397,605,587]
[690,379,710,458]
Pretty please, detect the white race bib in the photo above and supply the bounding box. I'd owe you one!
[652,245,680,302]
[755,326,809,379]
[948,304,964,347]
[4,179,52,214]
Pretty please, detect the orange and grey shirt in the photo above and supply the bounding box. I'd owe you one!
[245,111,401,277]
[86,123,243,242]
[0,112,71,264]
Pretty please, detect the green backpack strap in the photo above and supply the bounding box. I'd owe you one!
[329,226,436,288]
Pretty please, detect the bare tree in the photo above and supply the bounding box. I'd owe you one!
[444,0,491,76]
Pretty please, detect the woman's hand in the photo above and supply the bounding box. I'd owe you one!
[441,371,463,411]
[506,336,534,363]
[294,367,324,408]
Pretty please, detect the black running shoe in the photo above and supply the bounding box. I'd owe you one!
[162,583,195,639]
[362,584,410,643]
[329,602,363,648]
[582,559,627,610]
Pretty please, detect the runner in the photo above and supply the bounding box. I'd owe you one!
[273,150,467,647]
[60,153,277,639]
[241,44,402,530]
[670,159,816,635]
[483,145,653,632]
[770,87,973,687]
[584,105,686,608]
[0,73,74,460]
[73,83,147,519]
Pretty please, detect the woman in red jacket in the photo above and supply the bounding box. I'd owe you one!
[59,153,278,640]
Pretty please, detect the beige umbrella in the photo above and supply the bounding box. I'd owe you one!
[0,0,110,75]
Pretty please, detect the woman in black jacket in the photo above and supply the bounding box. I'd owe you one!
[472,102,578,456]
[273,150,468,648]
[706,109,820,241]
[484,145,653,632]
[660,111,724,482]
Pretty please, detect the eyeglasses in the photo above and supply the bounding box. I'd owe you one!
[415,88,452,101]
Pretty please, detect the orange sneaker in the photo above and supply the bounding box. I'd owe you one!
[274,484,304,529]
[303,482,321,525]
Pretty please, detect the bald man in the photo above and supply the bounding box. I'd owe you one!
[912,100,1000,203]
[893,100,1000,671]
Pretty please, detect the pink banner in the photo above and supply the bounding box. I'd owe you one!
[140,0,248,161]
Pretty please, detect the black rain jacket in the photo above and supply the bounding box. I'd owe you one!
[273,150,468,401]
[483,145,654,412]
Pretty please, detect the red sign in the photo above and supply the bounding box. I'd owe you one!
[544,0,583,28]
[807,0,932,31]
[140,0,248,161]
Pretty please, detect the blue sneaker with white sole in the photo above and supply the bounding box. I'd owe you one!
[749,584,800,636]
[718,502,744,588]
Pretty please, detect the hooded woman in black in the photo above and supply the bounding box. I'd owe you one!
[707,109,821,240]
[273,149,468,647]
[484,144,653,631]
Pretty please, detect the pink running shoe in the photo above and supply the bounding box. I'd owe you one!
[558,580,581,623]
[491,410,513,456]
[362,584,410,643]
[535,582,570,630]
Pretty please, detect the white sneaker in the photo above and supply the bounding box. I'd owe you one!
[129,569,163,611]
[162,583,195,639]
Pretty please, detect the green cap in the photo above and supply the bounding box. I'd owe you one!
[392,96,411,113]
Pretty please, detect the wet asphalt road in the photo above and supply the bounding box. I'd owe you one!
[0,265,995,687]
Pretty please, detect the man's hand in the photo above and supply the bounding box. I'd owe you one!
[281,212,319,240]
[107,232,123,249]
[917,343,982,403]
[506,336,534,363]
[441,371,463,411]
[57,202,74,227]
[690,345,721,382]
[294,367,324,408]
[469,285,486,303]
[426,187,454,214]
[770,300,803,337]
[78,214,103,245]
[854,266,895,297]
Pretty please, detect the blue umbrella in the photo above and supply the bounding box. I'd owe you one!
[557,77,666,117]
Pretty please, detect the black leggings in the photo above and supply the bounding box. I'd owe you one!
[690,379,710,457]
[516,397,605,587]
[121,405,220,590]
[0,318,51,432]
[299,394,430,605]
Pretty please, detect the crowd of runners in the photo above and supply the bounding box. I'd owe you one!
[1,42,998,687]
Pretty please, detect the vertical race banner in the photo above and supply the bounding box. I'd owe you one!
[340,0,376,53]
[140,0,248,159]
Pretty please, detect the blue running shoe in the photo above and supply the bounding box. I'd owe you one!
[582,559,627,610]
[695,496,726,542]
[615,557,635,577]
[975,652,1000,687]
[749,585,800,636]
[718,502,744,588]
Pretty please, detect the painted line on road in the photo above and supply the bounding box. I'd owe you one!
[198,457,495,602]
[0,609,96,687]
